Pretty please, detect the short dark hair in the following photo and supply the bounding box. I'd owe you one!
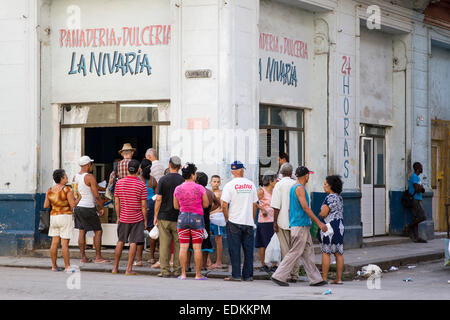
[128,159,140,174]
[196,172,208,187]
[140,159,152,180]
[261,173,277,186]
[53,169,66,184]
[279,152,289,162]
[326,175,343,194]
[211,175,221,180]
[181,162,197,180]
[413,162,422,171]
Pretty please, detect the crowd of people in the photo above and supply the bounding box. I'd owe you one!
[44,143,350,285]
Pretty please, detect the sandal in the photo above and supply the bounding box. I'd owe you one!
[133,261,143,267]
[125,271,138,276]
[52,267,63,272]
[177,276,187,280]
[148,258,156,265]
[330,280,344,285]
[80,258,93,263]
[224,277,241,282]
[195,275,208,280]
[95,259,111,264]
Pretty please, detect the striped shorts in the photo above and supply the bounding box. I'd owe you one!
[177,212,204,244]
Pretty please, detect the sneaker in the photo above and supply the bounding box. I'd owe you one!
[270,265,278,272]
[242,277,254,282]
[157,273,171,278]
[271,276,289,287]
[287,278,297,283]
[414,238,427,243]
[310,280,328,287]
[258,265,270,273]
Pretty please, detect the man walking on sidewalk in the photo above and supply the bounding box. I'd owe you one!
[403,162,428,243]
[74,156,110,264]
[271,166,328,287]
[112,159,148,275]
[221,161,258,281]
[153,156,184,277]
[271,163,299,282]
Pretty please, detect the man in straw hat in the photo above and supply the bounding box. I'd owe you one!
[107,143,136,222]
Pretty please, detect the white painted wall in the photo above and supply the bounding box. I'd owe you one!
[169,0,259,185]
[360,27,393,126]
[430,44,450,121]
[0,0,39,194]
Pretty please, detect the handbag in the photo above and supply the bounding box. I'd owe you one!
[401,189,416,208]
[38,209,50,234]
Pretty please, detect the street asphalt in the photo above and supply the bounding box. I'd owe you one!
[0,260,448,300]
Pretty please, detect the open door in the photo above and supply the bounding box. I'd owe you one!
[361,137,374,237]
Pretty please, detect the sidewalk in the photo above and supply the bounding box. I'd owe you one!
[0,234,446,280]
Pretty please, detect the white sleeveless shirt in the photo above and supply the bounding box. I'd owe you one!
[74,173,96,208]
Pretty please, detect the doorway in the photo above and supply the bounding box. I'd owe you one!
[85,126,153,183]
[360,125,387,237]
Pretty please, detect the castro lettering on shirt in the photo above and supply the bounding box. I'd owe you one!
[234,184,253,193]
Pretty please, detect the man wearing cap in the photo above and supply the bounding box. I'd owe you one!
[271,166,328,287]
[153,156,184,277]
[112,159,148,275]
[221,161,258,281]
[73,156,110,264]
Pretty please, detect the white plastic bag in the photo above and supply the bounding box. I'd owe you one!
[264,233,281,265]
[149,226,159,239]
[202,228,209,239]
[210,212,226,227]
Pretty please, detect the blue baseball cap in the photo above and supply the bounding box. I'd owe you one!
[231,161,245,170]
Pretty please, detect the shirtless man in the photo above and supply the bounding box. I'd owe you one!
[208,175,226,270]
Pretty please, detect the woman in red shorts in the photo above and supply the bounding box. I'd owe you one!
[174,163,209,280]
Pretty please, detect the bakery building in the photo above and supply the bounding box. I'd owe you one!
[0,0,449,253]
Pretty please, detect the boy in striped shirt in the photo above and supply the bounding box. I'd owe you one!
[112,159,148,275]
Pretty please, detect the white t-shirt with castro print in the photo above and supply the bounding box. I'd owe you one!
[221,177,258,227]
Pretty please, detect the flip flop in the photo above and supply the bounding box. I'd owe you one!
[195,275,208,280]
[111,271,119,275]
[95,259,111,264]
[331,280,344,285]
[133,261,143,267]
[52,267,63,272]
[125,272,138,276]
[177,276,187,280]
[208,265,222,270]
[148,259,156,265]
[80,258,93,263]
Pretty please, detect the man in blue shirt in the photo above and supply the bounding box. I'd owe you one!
[403,162,427,243]
[271,166,328,287]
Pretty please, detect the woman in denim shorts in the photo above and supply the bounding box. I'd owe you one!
[173,163,209,280]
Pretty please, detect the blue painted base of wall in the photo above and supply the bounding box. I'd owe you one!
[0,193,45,255]
[389,191,434,240]
[311,191,362,250]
